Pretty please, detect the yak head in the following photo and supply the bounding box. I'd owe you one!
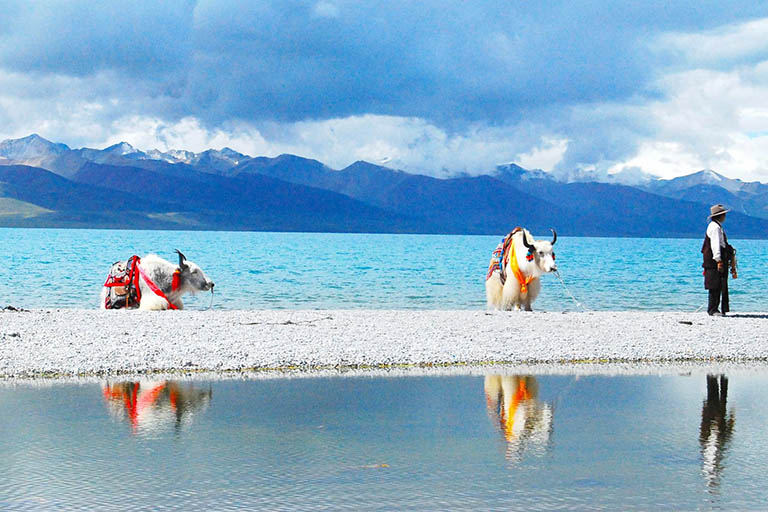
[175,250,215,292]
[521,229,558,274]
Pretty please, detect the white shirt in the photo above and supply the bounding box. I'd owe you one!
[707,220,725,262]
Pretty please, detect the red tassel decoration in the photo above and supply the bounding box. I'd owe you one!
[172,269,180,291]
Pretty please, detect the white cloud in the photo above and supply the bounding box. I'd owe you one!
[610,141,704,180]
[278,115,532,175]
[609,61,768,181]
[312,1,339,18]
[602,18,768,181]
[100,116,271,156]
[35,113,552,177]
[515,137,568,172]
[659,17,768,65]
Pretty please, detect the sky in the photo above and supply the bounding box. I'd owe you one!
[1,1,768,181]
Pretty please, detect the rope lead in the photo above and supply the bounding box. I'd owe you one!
[553,270,592,312]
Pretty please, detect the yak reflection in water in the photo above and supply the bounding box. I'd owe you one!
[102,380,213,434]
[484,375,553,462]
[700,374,735,491]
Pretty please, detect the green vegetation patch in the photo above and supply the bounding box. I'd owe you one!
[0,197,53,218]
[147,212,202,226]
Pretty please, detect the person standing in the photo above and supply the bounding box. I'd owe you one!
[702,204,734,316]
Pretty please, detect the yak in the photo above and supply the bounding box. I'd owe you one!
[100,250,214,310]
[485,228,557,311]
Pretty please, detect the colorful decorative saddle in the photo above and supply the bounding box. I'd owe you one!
[486,228,519,285]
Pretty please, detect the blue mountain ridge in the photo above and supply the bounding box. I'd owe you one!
[1,135,767,237]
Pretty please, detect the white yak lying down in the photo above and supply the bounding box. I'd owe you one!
[485,227,557,311]
[100,250,214,310]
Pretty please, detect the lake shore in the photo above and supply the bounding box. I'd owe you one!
[2,309,767,379]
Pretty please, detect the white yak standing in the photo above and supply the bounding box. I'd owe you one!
[100,250,214,310]
[485,227,557,311]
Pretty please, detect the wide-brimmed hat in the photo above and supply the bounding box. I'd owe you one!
[709,204,730,218]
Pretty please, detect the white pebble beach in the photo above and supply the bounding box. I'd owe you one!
[1,309,767,379]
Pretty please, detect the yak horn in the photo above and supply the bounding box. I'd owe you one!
[550,228,557,245]
[175,249,188,269]
[522,231,536,250]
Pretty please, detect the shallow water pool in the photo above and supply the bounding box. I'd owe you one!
[1,372,767,510]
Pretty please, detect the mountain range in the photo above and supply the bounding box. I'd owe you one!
[1,134,767,238]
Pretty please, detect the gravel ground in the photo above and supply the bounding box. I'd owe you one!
[1,309,767,379]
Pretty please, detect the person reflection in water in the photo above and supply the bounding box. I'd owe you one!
[700,374,735,491]
[103,380,213,434]
[484,375,553,462]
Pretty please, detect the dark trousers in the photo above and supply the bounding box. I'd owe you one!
[708,272,729,315]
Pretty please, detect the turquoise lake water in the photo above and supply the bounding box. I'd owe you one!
[1,228,767,311]
[1,373,766,510]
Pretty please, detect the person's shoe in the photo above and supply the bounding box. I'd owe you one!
[709,311,724,317]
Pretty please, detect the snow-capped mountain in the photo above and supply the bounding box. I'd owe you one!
[145,148,196,163]
[104,141,143,158]
[0,135,250,177]
[0,134,87,177]
[0,134,71,166]
[652,170,741,194]
[494,163,553,182]
[185,148,249,173]
[138,148,248,171]
[647,169,768,198]
[76,141,147,164]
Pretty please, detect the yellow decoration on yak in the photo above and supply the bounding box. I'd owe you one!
[509,241,535,294]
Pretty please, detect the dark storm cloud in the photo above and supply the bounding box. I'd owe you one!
[1,0,766,128]
[182,0,768,126]
[0,1,196,78]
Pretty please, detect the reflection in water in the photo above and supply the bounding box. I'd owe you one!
[700,374,735,491]
[102,380,212,434]
[484,375,553,462]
